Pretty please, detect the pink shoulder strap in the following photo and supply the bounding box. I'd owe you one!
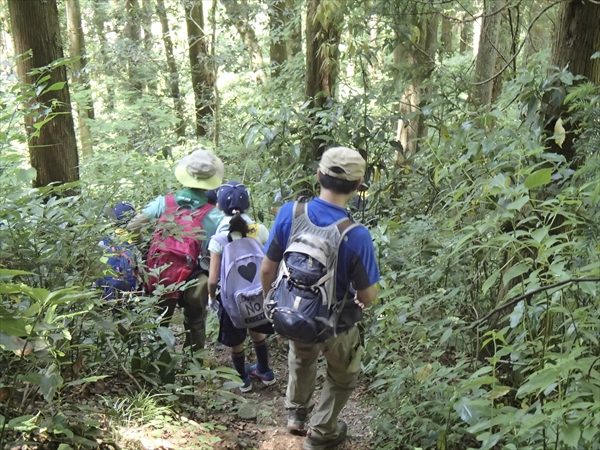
[164,194,177,214]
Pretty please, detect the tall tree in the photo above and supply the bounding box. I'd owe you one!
[141,0,157,92]
[305,0,340,108]
[7,0,80,188]
[185,0,213,136]
[91,0,116,110]
[305,0,342,159]
[157,0,185,136]
[221,0,267,83]
[471,0,503,106]
[395,10,438,158]
[550,0,599,85]
[459,12,473,53]
[66,0,95,157]
[285,0,302,59]
[440,16,453,58]
[125,0,144,91]
[210,0,220,146]
[490,9,512,103]
[545,0,600,162]
[269,0,287,78]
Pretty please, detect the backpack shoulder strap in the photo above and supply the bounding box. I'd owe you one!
[212,231,229,249]
[164,194,177,214]
[293,200,307,219]
[336,217,358,239]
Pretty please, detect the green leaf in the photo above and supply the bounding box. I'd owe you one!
[64,375,109,387]
[530,226,550,244]
[157,326,175,351]
[0,331,27,351]
[44,81,66,92]
[7,415,37,431]
[502,262,529,287]
[41,364,63,403]
[57,444,73,450]
[509,301,525,328]
[0,311,29,336]
[439,328,453,345]
[15,168,37,183]
[482,270,500,295]
[506,195,529,211]
[453,398,489,425]
[0,269,33,279]
[561,424,581,448]
[524,168,552,189]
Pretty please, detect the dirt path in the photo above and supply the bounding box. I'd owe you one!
[206,334,376,450]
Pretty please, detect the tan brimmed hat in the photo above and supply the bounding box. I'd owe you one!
[174,149,224,190]
[318,146,366,181]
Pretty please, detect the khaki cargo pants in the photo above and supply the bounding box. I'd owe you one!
[159,272,209,352]
[285,326,363,439]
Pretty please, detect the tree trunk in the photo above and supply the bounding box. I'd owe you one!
[66,0,94,158]
[550,0,600,85]
[8,0,80,189]
[305,0,340,106]
[545,0,600,162]
[125,0,143,92]
[286,0,302,59]
[221,0,266,84]
[396,11,438,159]
[471,0,503,107]
[305,0,341,160]
[490,11,511,103]
[269,0,287,78]
[185,0,214,137]
[440,16,453,58]
[210,0,220,147]
[459,13,472,54]
[157,0,185,136]
[91,0,115,110]
[142,0,157,92]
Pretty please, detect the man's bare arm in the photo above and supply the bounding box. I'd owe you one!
[355,284,377,309]
[260,256,280,297]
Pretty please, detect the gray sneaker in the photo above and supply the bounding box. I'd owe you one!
[287,407,312,435]
[302,420,347,450]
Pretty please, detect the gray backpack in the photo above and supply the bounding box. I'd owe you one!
[212,231,269,329]
[265,201,358,343]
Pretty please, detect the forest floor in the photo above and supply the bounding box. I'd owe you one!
[114,317,377,450]
[3,314,376,450]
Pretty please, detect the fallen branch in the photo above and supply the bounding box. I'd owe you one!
[472,276,600,328]
[106,337,143,391]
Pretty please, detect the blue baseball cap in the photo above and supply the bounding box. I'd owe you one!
[206,189,217,205]
[217,181,249,215]
[112,202,136,224]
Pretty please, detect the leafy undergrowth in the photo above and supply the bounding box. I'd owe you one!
[1,317,376,450]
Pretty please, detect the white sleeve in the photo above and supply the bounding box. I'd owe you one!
[257,224,270,245]
[207,238,224,255]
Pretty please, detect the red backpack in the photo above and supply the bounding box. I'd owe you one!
[144,194,214,299]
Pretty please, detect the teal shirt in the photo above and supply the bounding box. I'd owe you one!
[142,189,224,252]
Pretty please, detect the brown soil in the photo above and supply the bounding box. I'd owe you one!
[205,333,376,450]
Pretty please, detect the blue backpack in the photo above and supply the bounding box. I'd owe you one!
[94,238,139,301]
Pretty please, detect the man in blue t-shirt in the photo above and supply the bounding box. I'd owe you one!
[260,146,380,450]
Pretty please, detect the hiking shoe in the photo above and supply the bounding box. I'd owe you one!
[238,373,252,393]
[246,363,275,386]
[287,407,312,435]
[302,420,347,450]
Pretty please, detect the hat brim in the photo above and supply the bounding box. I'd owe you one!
[174,162,224,190]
